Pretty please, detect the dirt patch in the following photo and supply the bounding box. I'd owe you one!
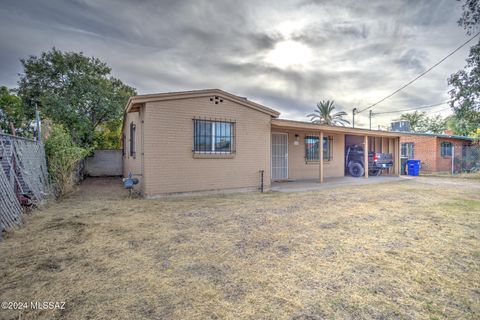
[0,177,479,319]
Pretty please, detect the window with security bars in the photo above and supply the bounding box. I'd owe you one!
[129,122,136,157]
[122,134,126,156]
[440,141,452,157]
[193,119,235,153]
[305,136,332,161]
[401,142,414,159]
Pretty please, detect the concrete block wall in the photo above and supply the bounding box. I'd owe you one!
[85,150,123,176]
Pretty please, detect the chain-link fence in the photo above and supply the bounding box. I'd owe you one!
[455,144,480,174]
[0,133,48,234]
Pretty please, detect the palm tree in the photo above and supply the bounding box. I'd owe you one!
[307,100,350,126]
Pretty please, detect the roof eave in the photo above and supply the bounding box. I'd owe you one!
[398,131,475,141]
[271,119,401,137]
[124,89,280,117]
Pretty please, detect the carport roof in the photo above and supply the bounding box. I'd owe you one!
[398,131,477,141]
[271,119,401,137]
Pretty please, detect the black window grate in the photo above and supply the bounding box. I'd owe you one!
[122,134,126,156]
[305,135,333,161]
[305,136,319,161]
[324,136,333,161]
[193,118,236,154]
[129,122,136,157]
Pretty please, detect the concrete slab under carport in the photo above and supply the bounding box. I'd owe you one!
[271,176,412,192]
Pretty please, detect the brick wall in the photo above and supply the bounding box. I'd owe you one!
[400,135,437,172]
[400,134,471,173]
[435,137,465,173]
[142,95,273,196]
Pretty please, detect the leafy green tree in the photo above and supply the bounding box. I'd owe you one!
[307,100,350,126]
[92,118,123,149]
[458,0,480,35]
[446,114,473,136]
[423,115,448,134]
[18,48,136,146]
[0,86,31,136]
[447,0,480,136]
[400,111,426,132]
[400,111,447,133]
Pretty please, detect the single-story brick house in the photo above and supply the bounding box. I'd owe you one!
[123,89,401,197]
[399,132,477,173]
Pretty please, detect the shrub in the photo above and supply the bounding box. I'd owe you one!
[44,124,89,196]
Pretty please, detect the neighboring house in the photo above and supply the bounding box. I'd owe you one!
[399,132,476,173]
[123,89,401,197]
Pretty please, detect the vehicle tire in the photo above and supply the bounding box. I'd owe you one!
[369,169,381,176]
[349,163,364,177]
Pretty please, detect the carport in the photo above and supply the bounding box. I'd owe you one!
[270,119,401,183]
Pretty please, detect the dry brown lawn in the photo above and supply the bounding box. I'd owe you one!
[0,177,479,320]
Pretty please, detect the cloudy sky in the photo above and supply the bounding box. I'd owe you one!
[0,0,474,128]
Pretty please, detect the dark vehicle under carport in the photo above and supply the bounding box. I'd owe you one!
[345,145,393,177]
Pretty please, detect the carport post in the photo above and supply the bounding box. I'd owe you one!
[364,135,369,179]
[396,137,401,176]
[319,131,324,183]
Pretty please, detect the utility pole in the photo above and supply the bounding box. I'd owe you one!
[35,103,41,143]
[451,145,455,175]
[369,110,373,130]
[352,108,357,128]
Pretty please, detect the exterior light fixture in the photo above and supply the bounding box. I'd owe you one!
[294,134,300,146]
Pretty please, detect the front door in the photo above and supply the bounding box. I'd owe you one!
[271,133,288,180]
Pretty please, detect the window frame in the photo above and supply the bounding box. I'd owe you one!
[129,122,136,157]
[401,142,414,159]
[440,141,452,157]
[192,118,236,154]
[304,135,332,162]
[122,134,126,156]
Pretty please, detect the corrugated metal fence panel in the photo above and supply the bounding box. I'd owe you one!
[272,133,288,180]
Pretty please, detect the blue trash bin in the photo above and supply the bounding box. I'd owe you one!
[407,160,421,176]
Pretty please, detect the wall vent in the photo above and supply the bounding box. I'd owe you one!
[210,96,224,104]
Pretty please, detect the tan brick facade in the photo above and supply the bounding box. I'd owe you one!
[123,110,144,189]
[270,129,345,179]
[133,94,273,196]
[123,90,401,196]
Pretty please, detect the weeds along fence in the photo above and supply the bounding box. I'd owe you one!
[0,133,48,233]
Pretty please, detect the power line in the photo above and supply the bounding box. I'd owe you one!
[424,107,452,115]
[372,106,452,128]
[372,101,449,115]
[357,30,480,114]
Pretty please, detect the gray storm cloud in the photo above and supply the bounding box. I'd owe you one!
[0,0,472,129]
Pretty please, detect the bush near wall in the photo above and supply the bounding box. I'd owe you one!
[44,124,89,197]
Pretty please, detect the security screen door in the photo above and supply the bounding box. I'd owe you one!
[271,133,288,180]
